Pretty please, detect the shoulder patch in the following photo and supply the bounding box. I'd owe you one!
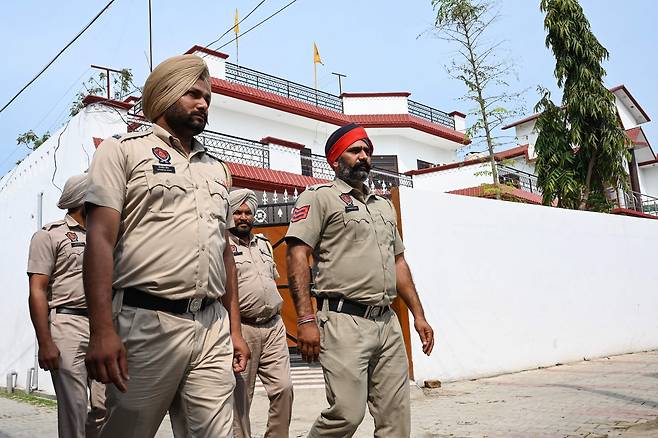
[291,205,311,222]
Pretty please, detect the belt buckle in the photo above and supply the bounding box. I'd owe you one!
[367,306,384,319]
[188,297,203,313]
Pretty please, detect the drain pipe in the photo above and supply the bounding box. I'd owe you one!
[28,192,44,393]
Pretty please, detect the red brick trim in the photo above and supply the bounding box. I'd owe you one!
[340,92,411,98]
[82,95,133,110]
[639,158,658,167]
[405,145,529,176]
[184,45,229,59]
[610,208,658,220]
[449,111,466,118]
[260,136,306,150]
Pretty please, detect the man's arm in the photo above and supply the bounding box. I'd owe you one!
[286,238,319,362]
[395,253,434,356]
[220,232,250,373]
[83,204,129,392]
[27,274,60,371]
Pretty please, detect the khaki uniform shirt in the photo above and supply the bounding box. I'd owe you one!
[229,233,282,323]
[27,215,87,309]
[285,178,405,306]
[86,125,233,300]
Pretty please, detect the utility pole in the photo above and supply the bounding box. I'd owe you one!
[331,72,347,95]
[148,0,153,72]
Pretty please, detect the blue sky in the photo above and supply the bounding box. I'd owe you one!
[1,0,656,176]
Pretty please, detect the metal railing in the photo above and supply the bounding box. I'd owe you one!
[127,117,270,168]
[226,63,343,113]
[408,99,455,130]
[621,190,658,217]
[497,164,542,195]
[300,153,413,196]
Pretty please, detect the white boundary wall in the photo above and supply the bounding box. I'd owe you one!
[399,187,658,384]
[0,106,125,393]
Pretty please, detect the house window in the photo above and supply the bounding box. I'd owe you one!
[301,148,312,177]
[417,159,434,170]
[371,155,399,173]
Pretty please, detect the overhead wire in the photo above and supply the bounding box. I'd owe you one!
[204,0,268,49]
[215,0,299,51]
[0,0,117,115]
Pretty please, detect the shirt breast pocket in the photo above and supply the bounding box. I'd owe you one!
[342,211,371,243]
[144,172,188,215]
[63,244,84,272]
[207,179,229,224]
[378,212,397,247]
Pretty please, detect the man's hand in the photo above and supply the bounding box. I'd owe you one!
[38,341,60,371]
[414,317,434,356]
[85,330,129,392]
[297,322,320,363]
[232,334,250,373]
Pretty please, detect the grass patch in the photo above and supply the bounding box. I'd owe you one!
[0,389,57,409]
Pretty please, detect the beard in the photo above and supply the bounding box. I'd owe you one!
[336,157,371,184]
[230,221,252,239]
[163,101,207,136]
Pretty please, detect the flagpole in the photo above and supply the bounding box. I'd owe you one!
[236,35,239,65]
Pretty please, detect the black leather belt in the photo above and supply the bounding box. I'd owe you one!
[55,307,88,317]
[123,287,214,314]
[316,297,390,320]
[241,313,278,326]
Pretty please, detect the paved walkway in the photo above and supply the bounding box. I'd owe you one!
[2,351,658,437]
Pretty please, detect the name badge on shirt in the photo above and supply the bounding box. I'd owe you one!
[71,242,86,248]
[344,205,359,212]
[153,165,175,174]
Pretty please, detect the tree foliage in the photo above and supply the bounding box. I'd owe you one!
[431,0,524,197]
[535,0,630,211]
[16,129,51,150]
[69,68,135,117]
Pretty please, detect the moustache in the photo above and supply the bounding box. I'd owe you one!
[190,111,207,121]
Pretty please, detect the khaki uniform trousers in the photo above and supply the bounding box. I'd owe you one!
[233,315,293,438]
[309,308,410,438]
[100,300,235,438]
[50,312,106,438]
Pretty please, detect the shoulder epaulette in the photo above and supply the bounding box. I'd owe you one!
[255,234,269,242]
[307,182,333,192]
[116,130,152,143]
[43,219,65,231]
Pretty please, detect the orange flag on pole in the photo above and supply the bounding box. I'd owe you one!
[313,42,323,65]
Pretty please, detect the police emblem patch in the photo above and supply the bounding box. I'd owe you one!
[291,205,310,222]
[65,232,78,242]
[340,193,353,205]
[152,147,171,164]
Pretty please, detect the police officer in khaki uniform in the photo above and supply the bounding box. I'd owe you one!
[83,54,249,438]
[27,174,106,438]
[286,123,435,437]
[228,189,293,438]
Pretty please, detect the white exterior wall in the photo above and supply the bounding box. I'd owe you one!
[268,143,302,174]
[615,95,638,130]
[342,95,408,115]
[412,163,493,193]
[639,164,658,198]
[514,121,539,150]
[0,106,126,394]
[399,187,658,384]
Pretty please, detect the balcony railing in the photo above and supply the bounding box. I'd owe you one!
[621,190,658,217]
[127,116,269,168]
[408,99,455,130]
[300,153,413,196]
[497,164,542,195]
[226,63,344,113]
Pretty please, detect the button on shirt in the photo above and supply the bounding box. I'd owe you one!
[285,178,405,306]
[86,125,234,300]
[230,233,282,323]
[27,215,87,309]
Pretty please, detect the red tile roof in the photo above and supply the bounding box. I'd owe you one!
[210,78,469,145]
[626,127,650,147]
[405,145,529,176]
[226,162,328,192]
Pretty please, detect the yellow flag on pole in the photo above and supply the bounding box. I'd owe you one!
[234,9,239,35]
[313,42,323,65]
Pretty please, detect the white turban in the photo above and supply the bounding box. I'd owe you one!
[229,189,258,215]
[141,54,211,122]
[57,174,88,209]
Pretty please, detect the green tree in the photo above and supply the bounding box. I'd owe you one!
[535,0,630,211]
[16,129,50,150]
[431,0,524,198]
[69,68,135,117]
